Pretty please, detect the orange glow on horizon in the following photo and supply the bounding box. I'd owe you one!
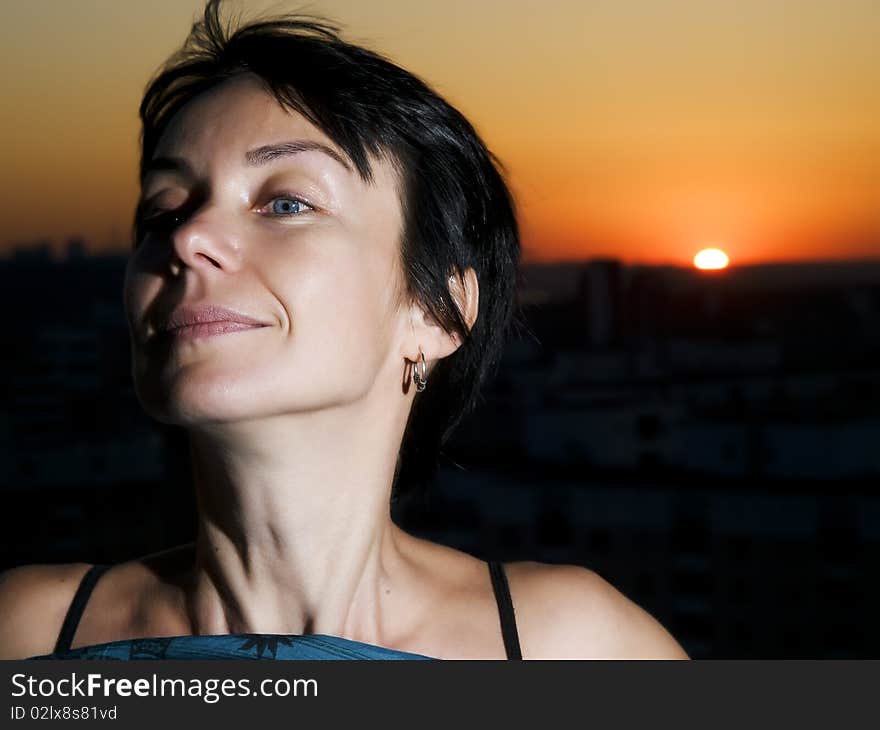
[0,1,878,265]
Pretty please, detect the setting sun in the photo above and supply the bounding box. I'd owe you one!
[694,248,730,271]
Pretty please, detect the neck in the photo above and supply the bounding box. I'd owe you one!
[179,397,423,646]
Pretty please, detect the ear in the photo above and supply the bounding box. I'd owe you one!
[404,267,479,363]
[448,266,480,346]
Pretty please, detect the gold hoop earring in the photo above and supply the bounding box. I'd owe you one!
[412,349,428,392]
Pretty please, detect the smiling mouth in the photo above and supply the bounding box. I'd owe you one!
[157,321,269,342]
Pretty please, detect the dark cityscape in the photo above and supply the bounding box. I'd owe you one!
[1,237,877,659]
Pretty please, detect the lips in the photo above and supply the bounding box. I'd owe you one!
[160,303,272,334]
[168,320,266,338]
[147,303,272,344]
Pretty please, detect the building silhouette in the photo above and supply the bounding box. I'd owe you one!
[2,245,878,657]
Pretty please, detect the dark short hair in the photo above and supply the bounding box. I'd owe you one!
[134,0,524,502]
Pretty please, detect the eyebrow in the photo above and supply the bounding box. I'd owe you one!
[141,139,353,182]
[245,140,353,172]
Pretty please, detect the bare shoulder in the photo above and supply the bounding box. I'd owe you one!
[506,561,689,659]
[0,562,93,659]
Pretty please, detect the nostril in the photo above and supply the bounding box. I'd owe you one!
[196,252,222,268]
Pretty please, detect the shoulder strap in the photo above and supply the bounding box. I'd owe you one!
[487,560,523,660]
[54,564,111,654]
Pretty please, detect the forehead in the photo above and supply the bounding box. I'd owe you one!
[148,73,372,184]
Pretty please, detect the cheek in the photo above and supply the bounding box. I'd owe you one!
[123,259,162,337]
[268,243,397,372]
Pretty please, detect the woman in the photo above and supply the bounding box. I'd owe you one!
[0,0,687,660]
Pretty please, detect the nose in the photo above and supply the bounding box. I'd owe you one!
[168,204,240,275]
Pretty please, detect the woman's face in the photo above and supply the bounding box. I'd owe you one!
[123,73,410,425]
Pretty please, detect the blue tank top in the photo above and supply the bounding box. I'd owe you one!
[28,560,522,660]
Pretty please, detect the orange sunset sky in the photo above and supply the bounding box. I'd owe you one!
[0,0,878,266]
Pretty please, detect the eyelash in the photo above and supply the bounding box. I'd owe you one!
[140,194,316,231]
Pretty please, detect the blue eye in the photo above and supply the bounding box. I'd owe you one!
[270,197,312,215]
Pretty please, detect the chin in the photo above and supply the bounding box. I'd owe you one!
[135,376,264,426]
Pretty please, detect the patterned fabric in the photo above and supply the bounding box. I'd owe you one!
[28,634,438,661]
